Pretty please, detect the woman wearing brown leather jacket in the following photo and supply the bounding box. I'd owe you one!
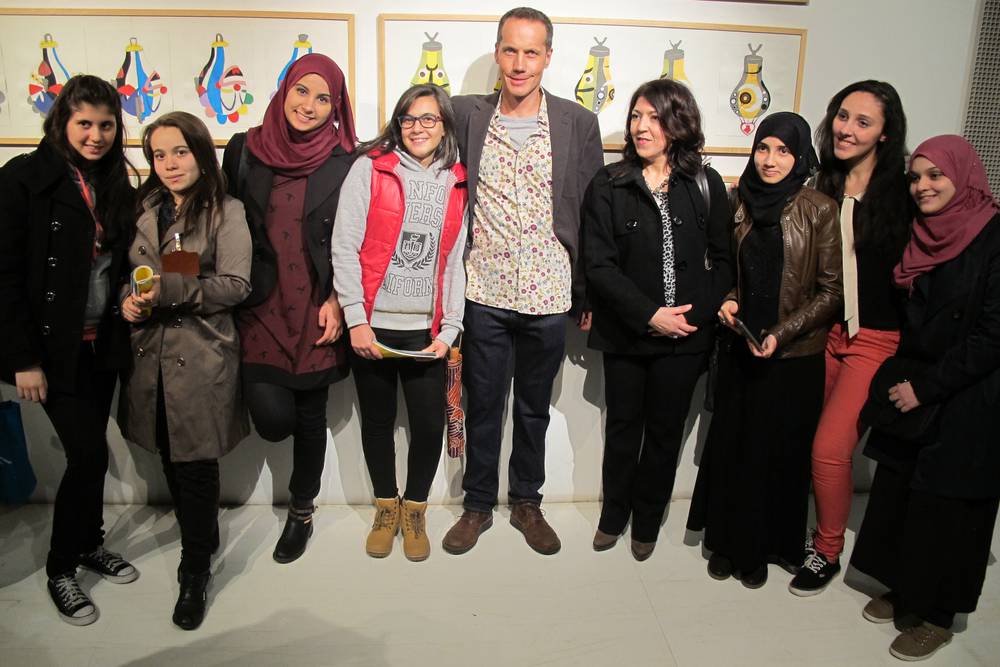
[687,112,842,589]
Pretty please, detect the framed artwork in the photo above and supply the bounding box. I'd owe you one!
[378,14,806,155]
[0,8,355,146]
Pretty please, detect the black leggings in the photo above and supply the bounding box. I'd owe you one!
[156,375,220,575]
[351,329,446,503]
[42,343,117,577]
[244,382,329,505]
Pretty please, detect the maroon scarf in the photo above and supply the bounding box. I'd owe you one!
[893,135,998,289]
[246,53,356,177]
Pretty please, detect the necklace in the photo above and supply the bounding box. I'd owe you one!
[643,169,670,193]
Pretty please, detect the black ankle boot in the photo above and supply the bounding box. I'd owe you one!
[173,568,210,630]
[273,504,314,564]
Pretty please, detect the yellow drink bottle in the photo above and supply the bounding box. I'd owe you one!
[131,265,155,318]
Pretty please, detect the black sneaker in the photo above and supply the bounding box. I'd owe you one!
[79,547,139,584]
[48,573,98,626]
[789,552,841,597]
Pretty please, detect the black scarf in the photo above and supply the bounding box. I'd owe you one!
[737,112,818,227]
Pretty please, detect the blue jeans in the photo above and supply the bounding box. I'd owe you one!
[461,300,567,512]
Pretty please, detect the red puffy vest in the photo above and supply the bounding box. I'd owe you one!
[359,152,468,336]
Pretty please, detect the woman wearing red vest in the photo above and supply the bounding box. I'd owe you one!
[332,84,467,562]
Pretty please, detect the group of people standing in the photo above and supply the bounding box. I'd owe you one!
[1,6,997,662]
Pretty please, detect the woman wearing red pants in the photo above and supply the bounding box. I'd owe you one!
[788,81,912,595]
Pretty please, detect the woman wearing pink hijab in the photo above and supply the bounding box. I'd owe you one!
[222,54,356,564]
[850,135,1000,662]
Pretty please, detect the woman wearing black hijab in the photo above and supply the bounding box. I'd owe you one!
[687,112,843,588]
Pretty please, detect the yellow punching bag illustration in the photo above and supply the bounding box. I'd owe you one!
[660,41,690,85]
[730,43,771,136]
[411,33,451,93]
[575,37,615,114]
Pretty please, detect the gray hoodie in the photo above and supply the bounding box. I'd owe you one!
[331,150,467,347]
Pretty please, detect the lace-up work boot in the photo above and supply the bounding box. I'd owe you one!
[401,499,430,562]
[79,546,139,584]
[48,573,98,626]
[889,621,953,661]
[510,502,560,555]
[366,497,400,558]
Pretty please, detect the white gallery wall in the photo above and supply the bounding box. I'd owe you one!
[0,0,983,505]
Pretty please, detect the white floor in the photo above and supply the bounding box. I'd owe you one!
[1,499,997,667]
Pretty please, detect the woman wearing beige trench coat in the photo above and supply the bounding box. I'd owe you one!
[118,112,251,630]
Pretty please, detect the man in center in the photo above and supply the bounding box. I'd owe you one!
[443,7,604,555]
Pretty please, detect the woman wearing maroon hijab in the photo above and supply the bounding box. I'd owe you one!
[850,136,1000,662]
[222,54,356,563]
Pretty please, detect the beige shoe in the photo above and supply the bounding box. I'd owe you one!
[366,497,400,558]
[401,499,430,562]
[889,621,953,661]
[863,593,895,624]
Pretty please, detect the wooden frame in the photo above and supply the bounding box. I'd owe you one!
[378,14,807,155]
[0,8,357,146]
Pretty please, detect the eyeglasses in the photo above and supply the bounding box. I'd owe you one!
[397,114,442,129]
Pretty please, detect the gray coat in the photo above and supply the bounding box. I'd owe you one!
[119,193,252,462]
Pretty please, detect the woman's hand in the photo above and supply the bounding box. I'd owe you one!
[889,381,921,413]
[749,334,778,359]
[350,323,382,360]
[717,300,739,331]
[316,294,344,346]
[418,339,450,361]
[577,310,592,332]
[15,366,47,403]
[648,304,698,339]
[122,276,160,324]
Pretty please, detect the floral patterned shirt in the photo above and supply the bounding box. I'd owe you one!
[465,93,571,315]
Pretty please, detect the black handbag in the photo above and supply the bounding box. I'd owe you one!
[860,356,940,444]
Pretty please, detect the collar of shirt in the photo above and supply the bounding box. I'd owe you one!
[489,89,550,146]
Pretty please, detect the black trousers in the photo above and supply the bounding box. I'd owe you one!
[688,346,825,573]
[351,329,445,503]
[156,375,219,575]
[244,382,329,505]
[851,460,1000,629]
[600,351,706,542]
[461,301,566,512]
[42,342,117,577]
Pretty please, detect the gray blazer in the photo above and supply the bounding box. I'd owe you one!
[451,90,604,314]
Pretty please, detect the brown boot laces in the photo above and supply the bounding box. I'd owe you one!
[404,509,426,537]
[374,505,396,531]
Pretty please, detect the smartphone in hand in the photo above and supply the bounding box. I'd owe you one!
[732,316,764,353]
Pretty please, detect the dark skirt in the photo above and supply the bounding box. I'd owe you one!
[687,342,824,573]
[850,460,999,624]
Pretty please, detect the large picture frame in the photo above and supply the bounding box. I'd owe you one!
[378,14,806,155]
[0,8,356,147]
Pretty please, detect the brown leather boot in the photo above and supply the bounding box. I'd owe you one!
[400,499,430,562]
[441,510,493,555]
[366,497,399,558]
[630,539,656,562]
[592,530,619,552]
[510,503,560,555]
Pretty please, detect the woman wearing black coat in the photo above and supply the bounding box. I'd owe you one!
[582,79,733,560]
[851,135,1000,662]
[0,75,137,625]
